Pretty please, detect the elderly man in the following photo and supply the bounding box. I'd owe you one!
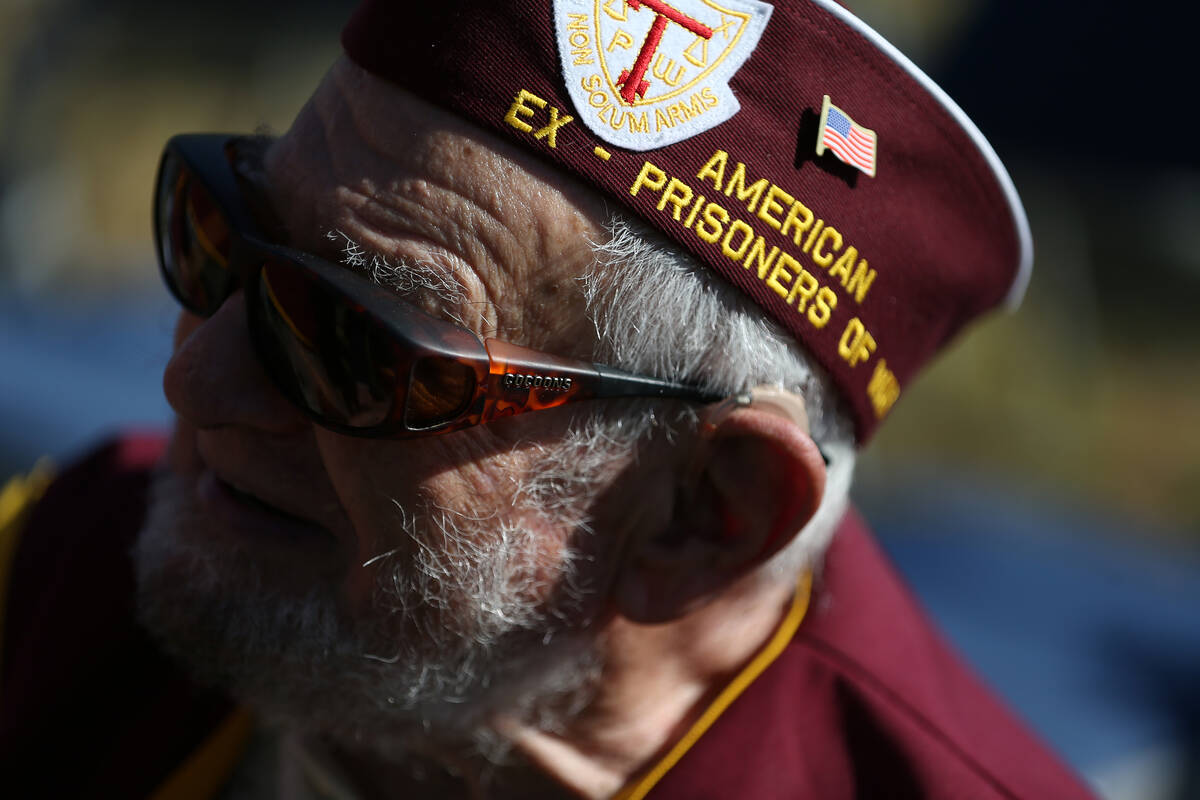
[1,0,1096,797]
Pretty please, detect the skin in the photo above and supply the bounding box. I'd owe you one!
[159,56,825,799]
[166,59,629,611]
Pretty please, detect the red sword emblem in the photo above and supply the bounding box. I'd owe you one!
[616,0,714,104]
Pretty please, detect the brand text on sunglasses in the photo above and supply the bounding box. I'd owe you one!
[503,373,573,391]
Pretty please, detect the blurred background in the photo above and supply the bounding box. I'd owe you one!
[1,0,1196,797]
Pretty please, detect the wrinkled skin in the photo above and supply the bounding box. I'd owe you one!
[141,57,682,758]
[138,56,807,800]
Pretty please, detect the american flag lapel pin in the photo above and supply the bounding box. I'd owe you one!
[816,95,878,178]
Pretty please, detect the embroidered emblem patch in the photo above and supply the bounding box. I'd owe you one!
[554,0,773,151]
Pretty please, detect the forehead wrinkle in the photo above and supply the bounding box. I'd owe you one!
[392,171,527,335]
[331,186,500,335]
[320,133,526,330]
[428,158,603,354]
[336,78,598,348]
[339,160,564,348]
[325,77,524,335]
[378,153,547,344]
[310,58,604,353]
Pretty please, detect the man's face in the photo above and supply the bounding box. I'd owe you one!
[136,58,671,748]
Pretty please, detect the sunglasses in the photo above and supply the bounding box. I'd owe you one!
[154,134,722,439]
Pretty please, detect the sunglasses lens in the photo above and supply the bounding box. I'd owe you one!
[406,356,476,428]
[157,152,237,316]
[253,257,398,428]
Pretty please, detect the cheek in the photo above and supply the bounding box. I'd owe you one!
[164,312,204,475]
[312,428,523,609]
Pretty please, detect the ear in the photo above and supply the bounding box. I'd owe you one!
[615,400,826,623]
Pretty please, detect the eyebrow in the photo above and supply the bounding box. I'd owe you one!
[324,228,484,331]
[235,138,490,333]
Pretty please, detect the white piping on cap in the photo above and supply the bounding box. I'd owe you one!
[810,0,1033,309]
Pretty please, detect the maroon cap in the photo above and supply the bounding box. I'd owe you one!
[342,0,1031,443]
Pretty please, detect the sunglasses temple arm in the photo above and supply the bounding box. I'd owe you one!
[592,364,723,403]
[481,338,722,418]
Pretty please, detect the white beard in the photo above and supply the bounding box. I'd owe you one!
[133,468,608,762]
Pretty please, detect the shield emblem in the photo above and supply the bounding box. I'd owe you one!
[554,0,774,151]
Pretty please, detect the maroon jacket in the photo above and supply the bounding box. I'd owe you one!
[634,511,1097,798]
[0,435,235,797]
[1,435,1095,798]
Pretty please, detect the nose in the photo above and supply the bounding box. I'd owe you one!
[164,291,308,434]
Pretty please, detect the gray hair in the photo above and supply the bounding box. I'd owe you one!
[580,213,857,579]
[329,213,857,582]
